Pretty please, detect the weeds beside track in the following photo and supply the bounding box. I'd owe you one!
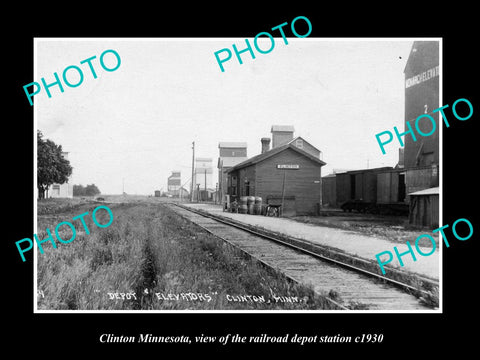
[37,199,336,310]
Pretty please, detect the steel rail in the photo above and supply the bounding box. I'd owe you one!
[172,203,437,299]
[171,204,349,310]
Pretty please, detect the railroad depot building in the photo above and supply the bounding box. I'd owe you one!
[226,126,326,216]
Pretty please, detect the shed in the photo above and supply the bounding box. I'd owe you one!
[408,187,439,228]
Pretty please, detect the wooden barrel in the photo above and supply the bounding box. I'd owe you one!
[238,204,248,214]
[247,204,255,214]
[254,196,262,204]
[239,196,248,205]
[247,196,255,205]
[253,203,262,215]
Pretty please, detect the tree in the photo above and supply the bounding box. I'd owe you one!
[73,183,101,197]
[73,184,85,196]
[85,184,101,196]
[37,130,73,199]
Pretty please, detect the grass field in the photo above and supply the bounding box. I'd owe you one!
[37,196,337,310]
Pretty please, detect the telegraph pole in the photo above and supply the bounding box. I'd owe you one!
[281,170,286,217]
[319,167,322,215]
[190,141,195,202]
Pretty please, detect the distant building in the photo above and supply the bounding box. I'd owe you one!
[271,126,322,158]
[271,125,295,148]
[404,41,439,169]
[193,158,213,201]
[404,41,440,227]
[167,171,181,196]
[46,152,73,198]
[194,158,213,190]
[218,142,248,202]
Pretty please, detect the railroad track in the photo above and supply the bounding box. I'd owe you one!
[169,203,438,311]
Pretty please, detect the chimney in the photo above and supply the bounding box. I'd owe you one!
[261,137,271,154]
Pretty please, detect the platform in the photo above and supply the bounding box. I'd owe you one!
[181,203,440,282]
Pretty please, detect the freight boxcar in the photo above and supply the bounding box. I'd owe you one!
[336,167,411,215]
[336,167,392,207]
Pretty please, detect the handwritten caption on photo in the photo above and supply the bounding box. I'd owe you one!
[37,288,308,304]
[106,290,305,304]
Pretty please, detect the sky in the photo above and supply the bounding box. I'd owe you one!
[35,38,414,195]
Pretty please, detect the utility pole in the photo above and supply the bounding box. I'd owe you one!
[190,141,195,202]
[219,160,223,205]
[281,170,286,217]
[319,167,322,215]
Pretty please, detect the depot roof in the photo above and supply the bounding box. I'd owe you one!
[408,187,439,196]
[227,143,326,173]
